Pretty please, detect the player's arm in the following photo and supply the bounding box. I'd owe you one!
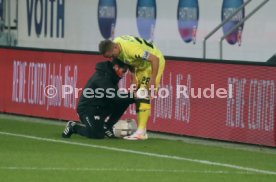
[146,54,159,88]
[128,66,138,88]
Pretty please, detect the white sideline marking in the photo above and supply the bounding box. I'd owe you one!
[0,166,257,175]
[0,131,276,175]
[1,114,275,155]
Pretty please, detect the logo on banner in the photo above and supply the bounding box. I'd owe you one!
[177,0,199,44]
[136,0,156,42]
[222,0,245,46]
[98,0,117,40]
[26,0,65,38]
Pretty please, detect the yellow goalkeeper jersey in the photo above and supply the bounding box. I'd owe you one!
[114,35,164,71]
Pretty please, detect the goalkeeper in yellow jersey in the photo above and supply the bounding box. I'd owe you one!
[99,35,165,140]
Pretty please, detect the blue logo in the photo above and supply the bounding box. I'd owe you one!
[222,0,245,45]
[177,0,199,44]
[98,0,117,40]
[26,0,65,38]
[136,0,156,41]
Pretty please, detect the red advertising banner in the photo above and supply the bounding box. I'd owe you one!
[0,49,101,120]
[0,48,275,146]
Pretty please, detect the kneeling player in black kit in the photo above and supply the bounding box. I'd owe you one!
[62,58,135,139]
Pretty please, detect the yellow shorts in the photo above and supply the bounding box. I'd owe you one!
[135,56,165,89]
[135,56,165,111]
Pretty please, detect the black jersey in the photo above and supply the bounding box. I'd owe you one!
[77,61,134,114]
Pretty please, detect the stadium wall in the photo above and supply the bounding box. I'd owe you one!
[3,0,274,62]
[0,47,275,146]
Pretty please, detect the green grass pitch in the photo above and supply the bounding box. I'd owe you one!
[0,114,276,182]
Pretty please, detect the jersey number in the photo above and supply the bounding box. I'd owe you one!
[134,37,154,49]
[141,77,150,85]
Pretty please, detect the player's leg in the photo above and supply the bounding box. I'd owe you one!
[133,57,166,132]
[124,57,165,140]
[74,107,106,139]
[124,68,151,140]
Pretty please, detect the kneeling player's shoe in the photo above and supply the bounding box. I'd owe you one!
[62,121,76,138]
[123,131,148,140]
[104,126,117,139]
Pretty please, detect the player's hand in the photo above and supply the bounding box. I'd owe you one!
[148,78,156,90]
